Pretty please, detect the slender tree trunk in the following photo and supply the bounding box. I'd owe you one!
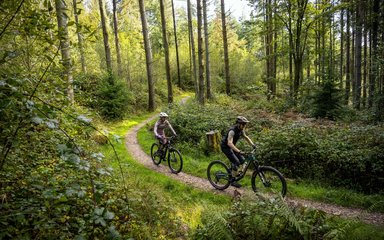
[288,1,293,96]
[363,16,367,108]
[273,0,277,95]
[112,0,122,77]
[203,0,212,99]
[138,0,155,111]
[345,7,351,104]
[197,0,204,104]
[354,0,362,109]
[98,0,112,72]
[220,0,230,95]
[171,0,181,88]
[73,0,86,73]
[159,0,173,103]
[340,5,344,89]
[55,0,74,104]
[265,0,274,98]
[187,0,198,97]
[369,0,379,107]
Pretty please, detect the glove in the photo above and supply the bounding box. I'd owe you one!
[252,144,257,150]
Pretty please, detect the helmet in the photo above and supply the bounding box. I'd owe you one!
[159,112,169,118]
[236,116,249,123]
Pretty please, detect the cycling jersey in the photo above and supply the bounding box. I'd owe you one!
[221,126,243,149]
[154,119,176,137]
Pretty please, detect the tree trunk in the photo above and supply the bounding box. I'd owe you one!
[340,5,344,89]
[197,0,204,104]
[55,0,74,104]
[73,0,86,73]
[369,0,379,107]
[203,0,212,99]
[345,7,351,104]
[98,0,112,73]
[159,0,173,103]
[354,0,362,109]
[187,0,198,97]
[363,15,367,108]
[138,0,155,111]
[220,0,230,95]
[265,0,273,98]
[112,0,122,77]
[171,0,181,88]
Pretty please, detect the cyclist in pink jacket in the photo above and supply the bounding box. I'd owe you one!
[154,112,177,149]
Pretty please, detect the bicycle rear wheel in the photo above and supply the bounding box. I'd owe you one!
[251,166,287,198]
[150,143,162,165]
[207,160,231,190]
[168,149,183,174]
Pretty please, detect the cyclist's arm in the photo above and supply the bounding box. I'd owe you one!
[243,131,255,148]
[166,120,177,136]
[227,130,241,153]
[154,121,159,137]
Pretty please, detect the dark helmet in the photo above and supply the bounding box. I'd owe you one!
[236,116,249,124]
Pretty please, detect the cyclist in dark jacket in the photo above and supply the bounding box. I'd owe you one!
[221,116,256,188]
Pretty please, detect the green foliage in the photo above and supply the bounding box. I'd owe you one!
[309,79,343,120]
[74,73,134,120]
[193,197,352,240]
[257,124,384,194]
[95,74,132,120]
[373,93,384,122]
[169,98,237,146]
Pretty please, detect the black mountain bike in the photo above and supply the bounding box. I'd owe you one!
[151,136,183,174]
[207,149,287,198]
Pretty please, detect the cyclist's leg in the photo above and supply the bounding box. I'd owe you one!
[222,148,241,170]
[234,151,245,165]
[221,148,242,185]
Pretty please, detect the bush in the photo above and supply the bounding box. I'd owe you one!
[256,124,384,194]
[310,79,343,120]
[95,74,133,120]
[193,197,352,240]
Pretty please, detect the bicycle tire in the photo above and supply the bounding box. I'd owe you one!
[150,143,162,165]
[251,166,287,198]
[207,160,231,190]
[168,149,183,174]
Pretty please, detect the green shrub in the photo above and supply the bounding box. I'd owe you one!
[95,74,133,120]
[193,197,353,239]
[310,79,343,120]
[256,124,384,194]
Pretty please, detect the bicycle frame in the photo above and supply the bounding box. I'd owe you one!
[232,151,260,182]
[158,136,175,158]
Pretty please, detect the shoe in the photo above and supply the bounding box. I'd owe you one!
[230,181,242,188]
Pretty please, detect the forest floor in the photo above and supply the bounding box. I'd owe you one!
[125,113,384,226]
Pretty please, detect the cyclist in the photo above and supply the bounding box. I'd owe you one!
[220,116,256,188]
[154,112,177,152]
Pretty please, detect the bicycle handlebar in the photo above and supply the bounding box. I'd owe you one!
[241,148,256,156]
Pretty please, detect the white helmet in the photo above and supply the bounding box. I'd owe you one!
[236,116,249,123]
[159,112,168,118]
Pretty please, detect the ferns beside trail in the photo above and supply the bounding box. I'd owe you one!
[192,196,356,240]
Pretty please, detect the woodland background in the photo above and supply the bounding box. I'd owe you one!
[1,0,384,238]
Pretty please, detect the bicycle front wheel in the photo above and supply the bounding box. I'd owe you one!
[207,160,231,190]
[150,143,162,165]
[251,166,287,198]
[168,149,183,174]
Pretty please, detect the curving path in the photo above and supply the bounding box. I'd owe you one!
[125,114,384,226]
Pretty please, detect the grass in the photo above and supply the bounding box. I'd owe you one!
[137,117,384,214]
[98,115,231,235]
[95,96,384,238]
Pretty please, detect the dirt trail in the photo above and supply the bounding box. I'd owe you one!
[125,114,384,226]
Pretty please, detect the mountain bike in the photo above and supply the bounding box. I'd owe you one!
[150,136,183,174]
[207,149,287,198]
